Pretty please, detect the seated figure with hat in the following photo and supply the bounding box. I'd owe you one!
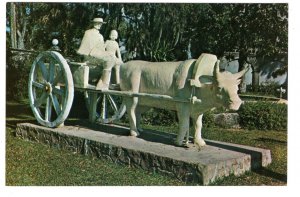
[77,17,118,90]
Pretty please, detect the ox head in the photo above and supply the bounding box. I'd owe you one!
[212,61,249,110]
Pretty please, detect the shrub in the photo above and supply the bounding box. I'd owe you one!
[245,81,287,99]
[139,108,219,128]
[6,51,34,101]
[142,108,177,126]
[202,110,216,128]
[259,81,282,98]
[238,101,287,130]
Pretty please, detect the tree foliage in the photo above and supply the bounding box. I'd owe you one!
[7,3,288,63]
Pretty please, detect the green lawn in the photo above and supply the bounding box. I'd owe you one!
[6,99,287,186]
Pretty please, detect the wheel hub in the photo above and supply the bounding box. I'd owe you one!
[45,82,52,94]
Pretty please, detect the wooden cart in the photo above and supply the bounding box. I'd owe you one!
[28,51,201,128]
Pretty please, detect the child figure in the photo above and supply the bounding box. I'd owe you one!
[105,30,123,84]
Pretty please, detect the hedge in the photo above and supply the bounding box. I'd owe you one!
[238,101,287,130]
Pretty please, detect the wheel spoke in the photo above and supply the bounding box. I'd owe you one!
[101,95,106,120]
[38,61,49,81]
[50,93,62,115]
[52,87,64,96]
[52,71,63,86]
[49,60,55,83]
[34,92,48,107]
[45,97,52,122]
[107,95,118,113]
[32,81,45,89]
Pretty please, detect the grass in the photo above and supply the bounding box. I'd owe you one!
[5,99,287,186]
[6,100,185,186]
[6,128,184,186]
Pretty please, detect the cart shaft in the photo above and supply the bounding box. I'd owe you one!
[75,86,201,104]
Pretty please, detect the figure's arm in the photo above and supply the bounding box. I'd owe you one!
[104,40,108,50]
[115,42,123,63]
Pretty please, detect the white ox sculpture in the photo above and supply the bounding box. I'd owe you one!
[119,53,248,147]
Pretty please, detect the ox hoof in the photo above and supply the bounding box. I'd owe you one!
[174,139,184,147]
[194,138,206,147]
[130,130,140,137]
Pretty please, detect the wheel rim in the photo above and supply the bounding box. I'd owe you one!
[28,51,74,127]
[84,91,125,124]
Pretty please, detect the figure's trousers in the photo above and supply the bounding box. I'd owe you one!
[83,52,117,89]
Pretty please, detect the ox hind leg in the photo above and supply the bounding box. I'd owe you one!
[124,71,141,137]
[175,104,190,146]
[192,114,206,147]
[125,97,140,137]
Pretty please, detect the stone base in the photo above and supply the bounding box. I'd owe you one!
[15,122,271,185]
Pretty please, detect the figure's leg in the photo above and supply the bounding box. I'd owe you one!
[96,69,111,90]
[175,104,190,146]
[96,59,115,90]
[125,97,140,137]
[192,114,206,147]
[114,64,120,84]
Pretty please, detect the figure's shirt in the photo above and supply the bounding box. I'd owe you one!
[77,28,105,56]
[105,40,119,53]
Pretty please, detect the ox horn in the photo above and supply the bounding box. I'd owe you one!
[233,64,250,79]
[213,60,221,78]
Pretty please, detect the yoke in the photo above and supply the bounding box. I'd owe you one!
[189,53,217,87]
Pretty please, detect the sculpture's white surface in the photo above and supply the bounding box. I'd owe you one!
[52,39,59,46]
[120,53,248,147]
[105,30,123,84]
[76,21,247,147]
[77,17,117,90]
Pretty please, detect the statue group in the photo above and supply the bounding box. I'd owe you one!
[28,16,248,148]
[75,17,249,147]
[77,17,123,90]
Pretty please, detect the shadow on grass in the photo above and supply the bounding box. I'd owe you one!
[6,100,36,130]
[254,137,287,145]
[6,119,37,130]
[253,168,287,183]
[6,101,32,118]
[64,119,177,146]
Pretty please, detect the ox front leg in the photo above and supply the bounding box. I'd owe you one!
[192,114,206,147]
[125,97,140,137]
[175,105,190,147]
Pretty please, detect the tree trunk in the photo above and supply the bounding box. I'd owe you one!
[17,5,27,49]
[237,50,247,93]
[10,2,17,48]
[252,68,260,92]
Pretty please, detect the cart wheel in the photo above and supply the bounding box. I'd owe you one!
[28,51,74,127]
[84,91,126,124]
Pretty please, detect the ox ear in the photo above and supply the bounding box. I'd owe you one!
[236,79,242,85]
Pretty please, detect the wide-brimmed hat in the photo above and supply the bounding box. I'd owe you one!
[92,17,106,24]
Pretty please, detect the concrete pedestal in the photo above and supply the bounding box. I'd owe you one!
[15,122,271,185]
